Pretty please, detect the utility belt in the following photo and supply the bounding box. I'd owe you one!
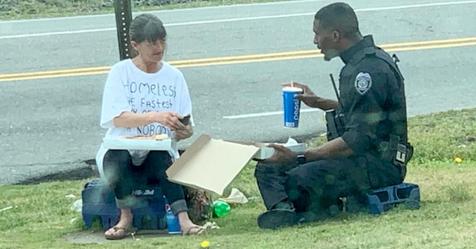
[325,109,345,141]
[375,135,413,180]
[325,109,413,177]
[377,135,413,168]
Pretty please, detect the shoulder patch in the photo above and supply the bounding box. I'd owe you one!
[354,72,372,95]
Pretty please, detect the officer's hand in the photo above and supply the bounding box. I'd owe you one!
[282,82,319,108]
[263,144,297,164]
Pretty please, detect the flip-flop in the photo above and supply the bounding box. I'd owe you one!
[104,226,135,240]
[257,209,303,229]
[182,225,205,235]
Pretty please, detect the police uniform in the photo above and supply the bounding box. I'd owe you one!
[255,35,409,216]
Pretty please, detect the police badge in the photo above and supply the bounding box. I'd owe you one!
[354,72,372,95]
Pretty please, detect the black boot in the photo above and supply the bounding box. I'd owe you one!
[257,201,302,229]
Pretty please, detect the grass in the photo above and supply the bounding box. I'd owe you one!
[1,108,476,249]
[408,109,476,164]
[0,0,285,20]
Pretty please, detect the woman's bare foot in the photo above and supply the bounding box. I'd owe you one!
[177,211,204,235]
[104,208,134,239]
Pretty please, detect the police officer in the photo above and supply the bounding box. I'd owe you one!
[255,2,412,229]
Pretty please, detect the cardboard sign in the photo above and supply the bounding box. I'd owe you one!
[166,134,259,196]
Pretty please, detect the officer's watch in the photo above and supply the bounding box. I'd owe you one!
[296,154,306,164]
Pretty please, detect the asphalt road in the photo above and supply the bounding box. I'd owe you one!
[1,0,476,184]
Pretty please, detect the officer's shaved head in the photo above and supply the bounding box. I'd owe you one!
[314,2,360,39]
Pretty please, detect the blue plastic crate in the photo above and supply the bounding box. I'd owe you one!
[367,183,420,214]
[81,178,166,230]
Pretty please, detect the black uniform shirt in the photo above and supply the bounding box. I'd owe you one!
[338,35,408,156]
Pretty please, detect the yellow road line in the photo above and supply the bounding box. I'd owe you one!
[2,37,476,82]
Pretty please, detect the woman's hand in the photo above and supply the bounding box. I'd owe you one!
[149,112,193,140]
[174,125,193,140]
[149,112,184,131]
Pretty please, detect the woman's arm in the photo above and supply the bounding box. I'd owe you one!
[113,111,185,131]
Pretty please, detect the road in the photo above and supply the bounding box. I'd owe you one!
[1,0,476,184]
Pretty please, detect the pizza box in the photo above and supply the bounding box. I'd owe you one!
[166,134,259,196]
[102,135,174,151]
[166,135,306,196]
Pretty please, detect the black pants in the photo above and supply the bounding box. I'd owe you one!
[255,155,402,214]
[103,150,187,214]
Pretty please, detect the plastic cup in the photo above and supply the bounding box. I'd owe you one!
[166,210,181,235]
[282,86,303,128]
[164,202,181,235]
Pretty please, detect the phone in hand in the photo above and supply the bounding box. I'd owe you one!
[179,115,191,126]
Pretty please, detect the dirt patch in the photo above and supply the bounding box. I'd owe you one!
[18,160,97,185]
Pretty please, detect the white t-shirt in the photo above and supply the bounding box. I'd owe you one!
[96,59,192,177]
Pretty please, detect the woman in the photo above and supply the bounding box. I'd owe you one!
[97,13,202,239]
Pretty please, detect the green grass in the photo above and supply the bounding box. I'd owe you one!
[1,108,476,248]
[0,0,285,20]
[408,109,476,164]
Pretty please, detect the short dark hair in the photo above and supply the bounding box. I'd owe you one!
[314,2,360,38]
[129,14,167,43]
